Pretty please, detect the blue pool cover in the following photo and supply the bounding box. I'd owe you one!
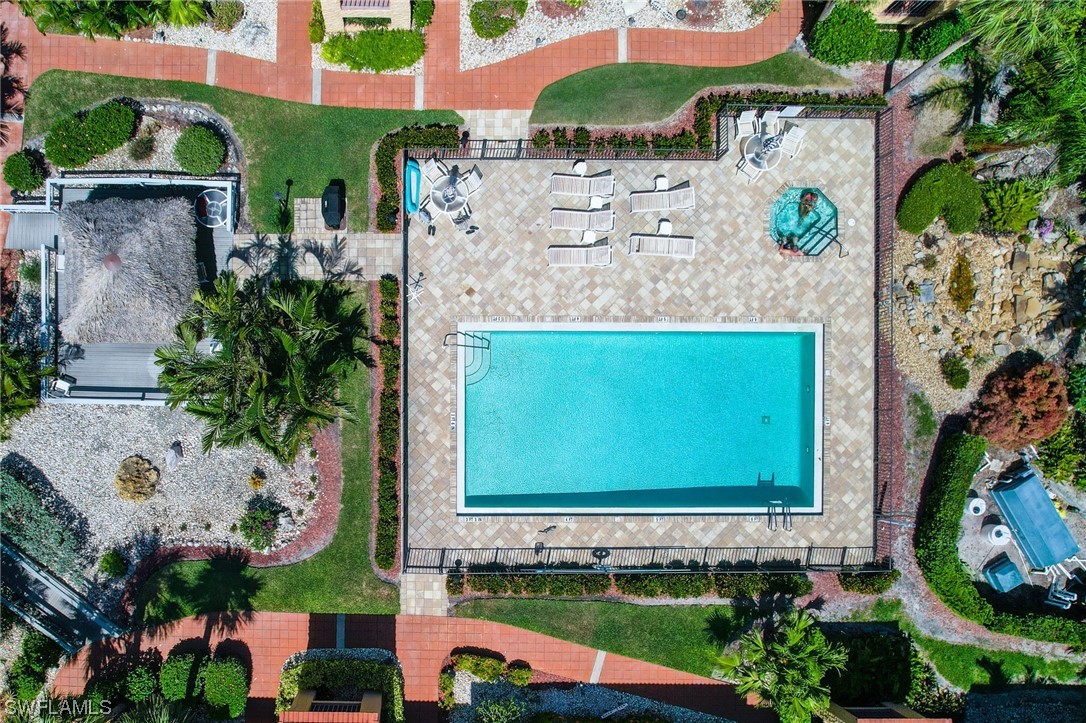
[991,467,1081,569]
[983,554,1025,593]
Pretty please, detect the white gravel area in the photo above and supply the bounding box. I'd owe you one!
[311,41,423,76]
[0,404,319,569]
[82,118,185,174]
[449,671,729,723]
[461,0,767,71]
[123,0,277,62]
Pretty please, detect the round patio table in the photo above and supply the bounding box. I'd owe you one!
[431,175,468,215]
[194,188,229,228]
[742,133,783,171]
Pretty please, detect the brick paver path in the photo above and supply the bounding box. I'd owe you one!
[52,613,773,723]
[1,0,803,113]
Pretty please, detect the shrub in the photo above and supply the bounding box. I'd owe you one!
[128,127,157,161]
[99,548,128,577]
[947,254,976,313]
[506,661,532,687]
[913,10,972,66]
[84,101,137,155]
[374,124,460,231]
[3,150,44,192]
[531,128,552,149]
[374,277,401,570]
[446,571,465,595]
[826,630,911,705]
[1036,416,1085,485]
[897,163,982,234]
[476,698,526,723]
[469,1,527,39]
[44,115,94,167]
[126,666,158,703]
[174,125,226,175]
[905,647,965,718]
[969,361,1069,449]
[115,455,159,501]
[238,501,280,549]
[309,0,325,42]
[572,126,591,149]
[809,2,879,65]
[453,653,505,682]
[1067,364,1086,412]
[202,656,249,719]
[413,0,435,28]
[322,29,427,72]
[9,630,63,701]
[19,257,42,285]
[160,653,205,701]
[713,572,812,599]
[276,659,405,722]
[211,0,244,32]
[551,127,570,149]
[983,180,1043,232]
[940,355,970,390]
[837,568,900,594]
[1,469,84,579]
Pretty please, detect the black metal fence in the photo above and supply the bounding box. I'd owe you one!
[409,139,720,162]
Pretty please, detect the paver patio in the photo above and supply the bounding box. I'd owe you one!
[404,118,877,562]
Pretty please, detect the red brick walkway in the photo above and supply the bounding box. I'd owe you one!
[52,613,774,723]
[1,0,803,113]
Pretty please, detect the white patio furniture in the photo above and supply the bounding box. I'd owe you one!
[780,105,805,118]
[762,110,781,135]
[573,159,588,176]
[461,164,484,195]
[741,133,783,171]
[581,230,597,245]
[547,242,613,267]
[780,125,806,159]
[657,218,672,235]
[628,234,696,259]
[589,195,606,210]
[51,375,75,396]
[550,172,615,198]
[653,174,668,191]
[422,157,448,185]
[736,157,762,183]
[551,208,615,232]
[629,184,695,213]
[736,110,758,139]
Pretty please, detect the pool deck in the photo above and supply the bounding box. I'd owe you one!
[403,118,877,562]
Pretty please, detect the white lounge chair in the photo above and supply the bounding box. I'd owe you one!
[461,164,484,195]
[422,157,448,184]
[762,110,781,136]
[780,125,806,159]
[629,185,695,213]
[653,174,668,191]
[550,172,615,197]
[628,234,695,259]
[547,242,613,267]
[736,110,758,139]
[736,157,761,183]
[550,208,615,232]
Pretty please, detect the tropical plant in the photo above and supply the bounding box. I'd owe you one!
[969,361,1069,448]
[947,254,976,313]
[718,609,847,723]
[412,0,434,28]
[940,355,970,390]
[173,125,225,175]
[469,0,527,40]
[808,2,878,66]
[1,23,27,145]
[475,698,526,723]
[308,0,325,42]
[1,342,52,440]
[959,0,1086,60]
[321,29,426,72]
[237,497,281,549]
[98,548,128,577]
[983,180,1043,232]
[211,0,243,32]
[155,274,367,464]
[1036,416,1085,486]
[120,694,194,723]
[14,0,208,38]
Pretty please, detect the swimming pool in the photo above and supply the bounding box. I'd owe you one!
[456,323,823,515]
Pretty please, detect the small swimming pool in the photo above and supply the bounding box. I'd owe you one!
[770,187,838,256]
[457,323,823,515]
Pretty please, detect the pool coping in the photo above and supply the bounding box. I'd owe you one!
[454,321,824,516]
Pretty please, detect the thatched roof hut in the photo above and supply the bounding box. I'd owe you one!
[59,197,198,345]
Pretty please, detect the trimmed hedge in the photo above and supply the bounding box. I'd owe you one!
[322,29,426,73]
[43,100,136,168]
[125,665,157,703]
[174,125,226,175]
[897,162,982,234]
[308,0,325,42]
[374,124,460,231]
[1,469,84,579]
[413,0,435,28]
[374,275,401,570]
[809,2,879,65]
[916,432,1086,647]
[202,656,250,719]
[3,150,44,192]
[837,568,900,595]
[276,659,405,723]
[160,652,206,701]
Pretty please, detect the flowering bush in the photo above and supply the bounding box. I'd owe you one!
[238,503,280,549]
[969,361,1069,448]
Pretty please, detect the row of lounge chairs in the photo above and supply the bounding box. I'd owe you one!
[546,231,696,267]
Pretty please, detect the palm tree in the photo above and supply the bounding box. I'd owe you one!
[119,694,194,723]
[718,609,847,723]
[155,274,367,464]
[960,0,1086,60]
[0,342,53,440]
[1,22,27,145]
[909,53,1002,133]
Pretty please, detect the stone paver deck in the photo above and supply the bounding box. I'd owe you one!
[405,118,876,558]
[399,573,449,616]
[52,613,771,723]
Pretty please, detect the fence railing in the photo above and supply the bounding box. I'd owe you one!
[408,139,719,162]
[404,545,879,574]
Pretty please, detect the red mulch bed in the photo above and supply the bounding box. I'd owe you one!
[538,0,581,20]
[1,249,21,321]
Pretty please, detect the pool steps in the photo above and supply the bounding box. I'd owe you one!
[461,332,492,386]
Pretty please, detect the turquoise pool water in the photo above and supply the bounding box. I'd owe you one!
[460,328,820,513]
[770,188,838,256]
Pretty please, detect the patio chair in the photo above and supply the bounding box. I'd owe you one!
[736,110,758,139]
[573,159,588,176]
[550,208,615,232]
[780,126,806,159]
[550,172,615,198]
[423,157,448,185]
[736,157,761,183]
[762,110,781,136]
[50,374,76,397]
[653,174,669,191]
[461,165,484,195]
[628,233,696,259]
[547,241,613,267]
[629,184,695,213]
[657,218,672,235]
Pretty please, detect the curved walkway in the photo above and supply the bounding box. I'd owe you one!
[1,0,803,111]
[52,613,771,723]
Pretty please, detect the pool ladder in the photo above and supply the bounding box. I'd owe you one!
[766,501,793,532]
[444,332,492,386]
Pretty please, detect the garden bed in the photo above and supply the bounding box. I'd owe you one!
[123,0,278,61]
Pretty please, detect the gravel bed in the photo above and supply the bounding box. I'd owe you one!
[461,0,766,71]
[311,41,423,76]
[0,404,318,577]
[123,0,277,62]
[449,671,728,723]
[83,118,185,174]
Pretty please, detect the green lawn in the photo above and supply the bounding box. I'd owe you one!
[854,600,1082,689]
[24,71,461,232]
[134,288,398,623]
[454,599,754,677]
[530,54,848,126]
